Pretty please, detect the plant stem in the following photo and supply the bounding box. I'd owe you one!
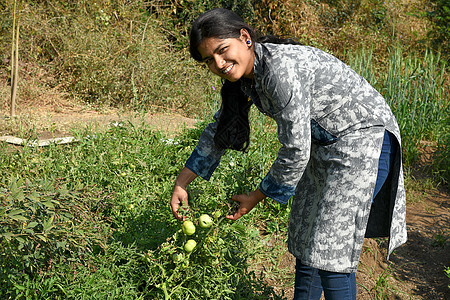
[10,0,20,117]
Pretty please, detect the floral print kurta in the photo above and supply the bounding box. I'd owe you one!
[185,43,407,273]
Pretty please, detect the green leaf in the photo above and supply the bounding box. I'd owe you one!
[12,190,25,201]
[60,211,74,220]
[26,221,39,228]
[36,234,48,242]
[56,241,67,249]
[27,191,40,202]
[42,201,55,209]
[13,284,25,291]
[0,232,13,241]
[7,208,26,216]
[8,214,28,222]
[16,236,25,244]
[43,215,55,232]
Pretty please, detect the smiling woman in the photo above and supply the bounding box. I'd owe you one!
[197,30,255,82]
[170,7,407,300]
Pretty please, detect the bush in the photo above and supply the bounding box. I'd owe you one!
[426,0,449,60]
[0,177,113,298]
[0,1,217,117]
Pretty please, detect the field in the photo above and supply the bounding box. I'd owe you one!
[0,0,449,299]
[0,101,448,299]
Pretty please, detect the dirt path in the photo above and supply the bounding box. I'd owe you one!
[1,104,448,299]
[0,104,199,140]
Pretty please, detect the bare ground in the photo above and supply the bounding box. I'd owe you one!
[1,102,448,300]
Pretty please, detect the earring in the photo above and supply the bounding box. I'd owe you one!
[246,40,251,45]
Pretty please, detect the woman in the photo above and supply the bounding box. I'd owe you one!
[170,8,407,300]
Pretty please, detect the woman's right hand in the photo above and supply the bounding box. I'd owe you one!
[171,184,189,220]
[170,167,198,220]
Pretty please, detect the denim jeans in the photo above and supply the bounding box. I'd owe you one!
[372,130,396,201]
[293,130,396,300]
[293,260,357,300]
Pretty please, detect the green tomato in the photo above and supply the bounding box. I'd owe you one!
[198,214,213,228]
[184,239,197,253]
[182,220,196,235]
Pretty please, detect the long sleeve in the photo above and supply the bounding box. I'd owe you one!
[185,110,225,180]
[256,61,313,204]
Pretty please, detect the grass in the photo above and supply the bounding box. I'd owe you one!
[431,231,448,248]
[347,46,449,185]
[0,1,218,120]
[0,109,287,299]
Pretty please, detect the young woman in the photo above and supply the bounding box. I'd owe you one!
[170,8,407,300]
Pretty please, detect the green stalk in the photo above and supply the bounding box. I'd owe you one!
[10,0,17,116]
[10,0,21,117]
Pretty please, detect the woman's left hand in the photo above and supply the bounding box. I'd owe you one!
[226,189,266,221]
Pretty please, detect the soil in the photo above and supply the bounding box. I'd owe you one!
[0,102,448,300]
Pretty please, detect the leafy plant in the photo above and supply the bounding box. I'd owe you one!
[432,230,449,248]
[0,177,113,298]
[426,0,449,60]
[0,116,289,298]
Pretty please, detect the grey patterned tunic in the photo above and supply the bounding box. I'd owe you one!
[185,43,407,273]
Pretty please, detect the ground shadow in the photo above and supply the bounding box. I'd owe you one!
[389,195,449,299]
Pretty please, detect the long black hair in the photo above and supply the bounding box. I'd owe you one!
[190,8,299,152]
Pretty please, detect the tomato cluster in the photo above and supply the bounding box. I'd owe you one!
[180,213,213,253]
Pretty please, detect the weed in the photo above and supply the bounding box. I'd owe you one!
[432,231,448,248]
[372,264,408,299]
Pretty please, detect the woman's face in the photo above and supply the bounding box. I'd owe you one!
[197,29,254,82]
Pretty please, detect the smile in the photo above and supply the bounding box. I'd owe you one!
[222,64,234,74]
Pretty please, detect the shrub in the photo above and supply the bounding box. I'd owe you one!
[0,177,113,298]
[426,0,449,60]
[0,1,217,117]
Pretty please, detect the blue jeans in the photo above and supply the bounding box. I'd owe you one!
[373,130,396,201]
[293,130,396,300]
[294,260,356,300]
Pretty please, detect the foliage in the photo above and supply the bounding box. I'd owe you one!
[0,0,444,116]
[0,113,288,298]
[431,230,448,248]
[0,48,447,295]
[346,46,449,180]
[0,177,113,298]
[0,1,448,297]
[426,0,449,61]
[432,129,449,187]
[146,0,256,49]
[0,0,216,118]
[148,0,433,59]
